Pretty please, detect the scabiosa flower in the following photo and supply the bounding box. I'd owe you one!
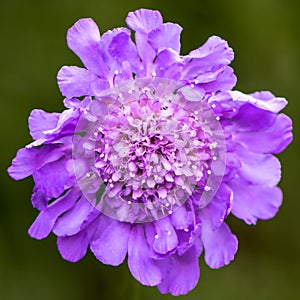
[8,9,292,296]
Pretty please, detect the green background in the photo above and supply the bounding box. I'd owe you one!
[0,0,299,299]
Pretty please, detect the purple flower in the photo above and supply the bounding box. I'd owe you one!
[8,8,292,296]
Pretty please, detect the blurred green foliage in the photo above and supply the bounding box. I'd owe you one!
[0,0,299,299]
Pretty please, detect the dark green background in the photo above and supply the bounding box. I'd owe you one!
[0,0,299,299]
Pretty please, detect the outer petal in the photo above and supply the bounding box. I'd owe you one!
[67,18,107,76]
[153,217,178,254]
[57,66,109,98]
[57,219,97,262]
[158,246,200,296]
[28,189,79,239]
[233,114,293,154]
[8,145,64,180]
[201,221,238,269]
[53,196,99,236]
[28,110,60,140]
[33,158,70,198]
[128,225,162,286]
[235,145,281,187]
[126,9,163,32]
[148,23,182,53]
[188,36,234,68]
[230,90,287,113]
[229,176,283,225]
[90,215,130,266]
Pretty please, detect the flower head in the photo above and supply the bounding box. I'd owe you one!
[8,8,292,296]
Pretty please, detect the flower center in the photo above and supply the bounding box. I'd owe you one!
[72,78,226,223]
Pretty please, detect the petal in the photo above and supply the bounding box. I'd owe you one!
[33,158,70,198]
[67,18,107,76]
[90,215,130,266]
[31,187,49,211]
[109,31,139,64]
[203,184,233,230]
[188,36,234,68]
[158,246,200,296]
[53,196,99,236]
[126,9,163,32]
[153,217,178,254]
[234,113,293,154]
[170,206,194,230]
[200,66,237,92]
[8,145,64,180]
[28,189,79,239]
[28,110,60,140]
[57,219,97,262]
[231,103,276,132]
[57,66,109,98]
[229,176,283,225]
[235,145,281,187]
[229,90,287,113]
[148,23,182,53]
[128,225,162,286]
[201,220,238,269]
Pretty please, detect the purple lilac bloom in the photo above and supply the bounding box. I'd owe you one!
[8,8,292,296]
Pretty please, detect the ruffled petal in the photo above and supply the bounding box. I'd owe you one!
[236,145,281,187]
[28,189,79,239]
[229,175,283,224]
[53,196,99,236]
[153,217,178,254]
[234,113,293,154]
[158,246,200,296]
[31,187,49,211]
[148,23,182,53]
[67,18,107,76]
[33,157,70,198]
[126,9,163,32]
[8,145,64,180]
[57,219,97,262]
[188,36,234,68]
[90,215,130,266]
[28,110,60,140]
[230,90,287,113]
[201,221,238,269]
[128,225,162,286]
[57,66,109,98]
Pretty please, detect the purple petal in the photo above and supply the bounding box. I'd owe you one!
[234,113,293,154]
[67,18,107,76]
[28,110,60,140]
[57,219,97,262]
[128,225,162,286]
[33,158,70,198]
[153,217,178,254]
[203,184,233,230]
[8,145,64,180]
[148,23,182,53]
[170,206,194,230]
[108,31,140,71]
[201,221,238,269]
[231,103,276,132]
[200,66,237,92]
[235,145,281,187]
[31,187,50,211]
[188,36,234,67]
[90,215,130,266]
[229,176,283,225]
[57,66,110,98]
[126,9,163,32]
[230,90,287,113]
[28,189,79,239]
[157,246,200,296]
[53,196,99,236]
